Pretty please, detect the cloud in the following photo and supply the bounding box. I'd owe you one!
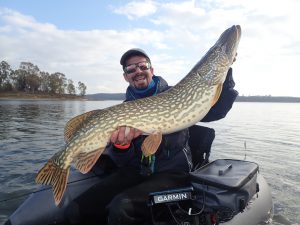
[1,0,300,97]
[0,8,56,32]
[113,0,157,20]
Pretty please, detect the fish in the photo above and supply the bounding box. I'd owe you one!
[35,25,241,206]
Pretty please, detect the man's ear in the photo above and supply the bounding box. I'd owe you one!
[123,73,129,82]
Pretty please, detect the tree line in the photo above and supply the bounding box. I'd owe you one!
[0,61,87,96]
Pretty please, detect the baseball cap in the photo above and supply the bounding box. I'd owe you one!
[120,48,151,66]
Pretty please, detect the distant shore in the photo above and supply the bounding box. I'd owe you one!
[85,93,300,103]
[0,92,86,101]
[236,95,300,103]
[1,92,300,103]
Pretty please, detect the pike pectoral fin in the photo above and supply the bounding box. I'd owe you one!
[74,148,105,174]
[35,160,70,206]
[211,84,223,107]
[141,132,162,157]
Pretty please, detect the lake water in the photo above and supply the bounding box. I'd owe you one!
[0,100,299,225]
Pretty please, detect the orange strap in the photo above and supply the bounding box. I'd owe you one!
[114,143,131,150]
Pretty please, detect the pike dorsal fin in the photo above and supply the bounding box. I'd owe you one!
[64,110,100,143]
[141,132,162,157]
[211,84,223,107]
[74,148,105,174]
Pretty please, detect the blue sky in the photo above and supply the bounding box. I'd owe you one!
[1,0,300,96]
[1,0,132,30]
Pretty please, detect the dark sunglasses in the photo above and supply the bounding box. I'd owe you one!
[124,61,151,75]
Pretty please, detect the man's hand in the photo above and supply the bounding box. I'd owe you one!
[110,126,142,145]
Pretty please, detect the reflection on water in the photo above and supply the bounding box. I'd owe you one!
[0,100,299,225]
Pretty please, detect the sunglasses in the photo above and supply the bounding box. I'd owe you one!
[124,61,151,75]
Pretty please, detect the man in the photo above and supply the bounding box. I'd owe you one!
[67,48,238,225]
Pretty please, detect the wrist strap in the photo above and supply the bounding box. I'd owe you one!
[114,143,131,150]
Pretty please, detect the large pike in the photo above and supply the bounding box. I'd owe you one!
[36,25,241,205]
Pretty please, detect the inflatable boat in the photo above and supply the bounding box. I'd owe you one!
[4,160,273,225]
[4,126,273,225]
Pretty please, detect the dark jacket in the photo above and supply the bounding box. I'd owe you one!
[106,68,238,175]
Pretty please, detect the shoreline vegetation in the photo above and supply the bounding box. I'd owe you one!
[0,61,87,98]
[0,91,86,100]
[1,92,300,103]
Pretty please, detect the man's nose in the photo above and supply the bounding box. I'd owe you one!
[135,66,142,73]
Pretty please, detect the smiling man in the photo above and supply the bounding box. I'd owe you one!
[103,48,238,225]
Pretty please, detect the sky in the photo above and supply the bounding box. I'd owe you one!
[0,0,299,97]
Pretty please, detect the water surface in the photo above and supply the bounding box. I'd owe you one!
[0,100,299,224]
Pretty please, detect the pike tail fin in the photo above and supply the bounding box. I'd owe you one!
[35,160,70,206]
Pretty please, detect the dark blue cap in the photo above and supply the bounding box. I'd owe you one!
[120,48,151,66]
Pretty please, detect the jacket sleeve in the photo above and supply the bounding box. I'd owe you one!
[201,68,238,122]
[105,143,136,167]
